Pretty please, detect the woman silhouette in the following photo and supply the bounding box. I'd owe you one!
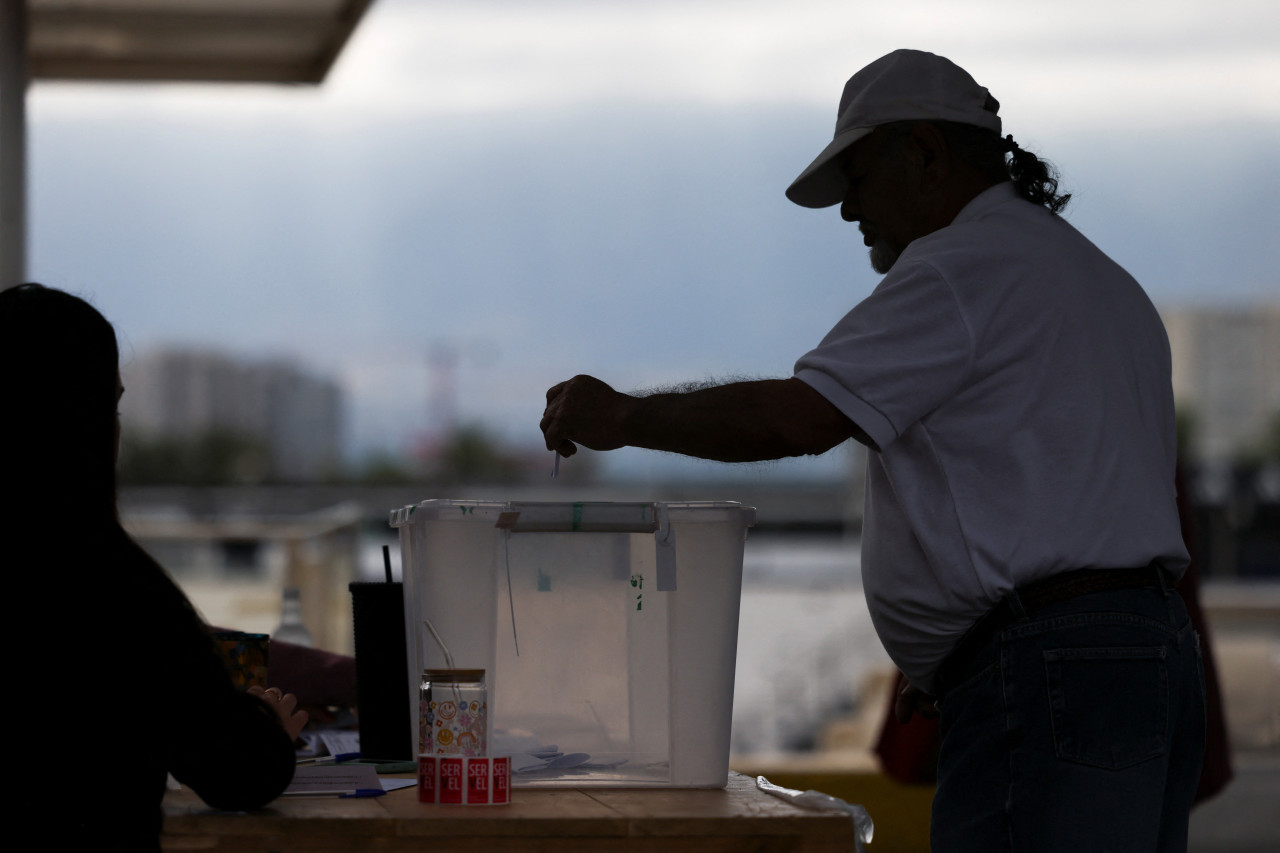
[3,284,304,850]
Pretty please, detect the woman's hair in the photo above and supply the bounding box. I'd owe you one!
[882,120,1072,214]
[1,283,121,525]
[2,284,218,637]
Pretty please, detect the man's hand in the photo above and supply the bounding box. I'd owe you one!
[541,374,634,457]
[249,685,310,742]
[894,681,940,724]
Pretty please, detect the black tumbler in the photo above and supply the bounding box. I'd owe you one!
[349,581,412,760]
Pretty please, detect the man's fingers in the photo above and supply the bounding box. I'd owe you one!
[894,684,914,723]
[542,382,569,448]
[541,427,576,456]
[893,682,940,723]
[542,378,585,455]
[541,415,563,451]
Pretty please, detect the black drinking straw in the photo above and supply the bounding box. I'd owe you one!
[382,544,393,583]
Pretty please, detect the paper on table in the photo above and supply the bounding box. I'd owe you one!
[283,764,382,796]
[319,729,361,757]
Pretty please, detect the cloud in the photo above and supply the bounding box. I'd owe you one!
[30,0,1280,133]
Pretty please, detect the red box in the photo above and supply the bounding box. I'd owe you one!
[439,757,464,804]
[492,756,510,804]
[417,756,437,803]
[467,759,490,804]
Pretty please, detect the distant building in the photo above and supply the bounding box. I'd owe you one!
[1162,306,1280,463]
[123,348,344,482]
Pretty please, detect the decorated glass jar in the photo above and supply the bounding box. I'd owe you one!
[419,668,488,756]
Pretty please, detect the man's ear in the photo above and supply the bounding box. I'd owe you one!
[909,122,950,191]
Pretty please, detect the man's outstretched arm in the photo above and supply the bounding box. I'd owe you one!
[540,374,872,463]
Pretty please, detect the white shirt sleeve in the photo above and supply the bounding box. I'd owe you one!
[793,257,974,451]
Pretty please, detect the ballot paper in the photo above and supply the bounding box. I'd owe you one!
[491,733,630,778]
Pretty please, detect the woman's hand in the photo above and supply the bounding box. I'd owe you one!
[249,685,310,741]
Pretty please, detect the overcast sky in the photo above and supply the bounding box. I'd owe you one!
[34,0,1279,127]
[26,0,1280,479]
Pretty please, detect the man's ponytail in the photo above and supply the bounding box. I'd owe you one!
[1002,134,1071,214]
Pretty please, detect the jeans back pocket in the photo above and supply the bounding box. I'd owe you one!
[1044,646,1169,770]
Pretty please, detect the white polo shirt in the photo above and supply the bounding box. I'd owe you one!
[794,182,1189,694]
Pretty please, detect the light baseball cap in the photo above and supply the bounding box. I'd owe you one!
[785,49,1002,209]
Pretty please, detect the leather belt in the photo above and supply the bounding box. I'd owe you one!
[933,566,1167,699]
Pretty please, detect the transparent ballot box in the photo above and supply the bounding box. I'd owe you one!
[390,500,755,787]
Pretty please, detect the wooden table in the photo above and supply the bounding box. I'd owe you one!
[160,772,860,852]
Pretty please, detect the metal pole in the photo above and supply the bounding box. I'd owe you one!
[1,0,28,290]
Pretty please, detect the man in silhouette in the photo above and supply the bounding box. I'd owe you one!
[541,49,1204,852]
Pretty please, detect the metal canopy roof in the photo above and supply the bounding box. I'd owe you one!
[27,0,376,85]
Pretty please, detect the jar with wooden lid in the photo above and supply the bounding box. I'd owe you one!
[420,668,487,756]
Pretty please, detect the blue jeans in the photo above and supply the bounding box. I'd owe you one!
[931,584,1206,853]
